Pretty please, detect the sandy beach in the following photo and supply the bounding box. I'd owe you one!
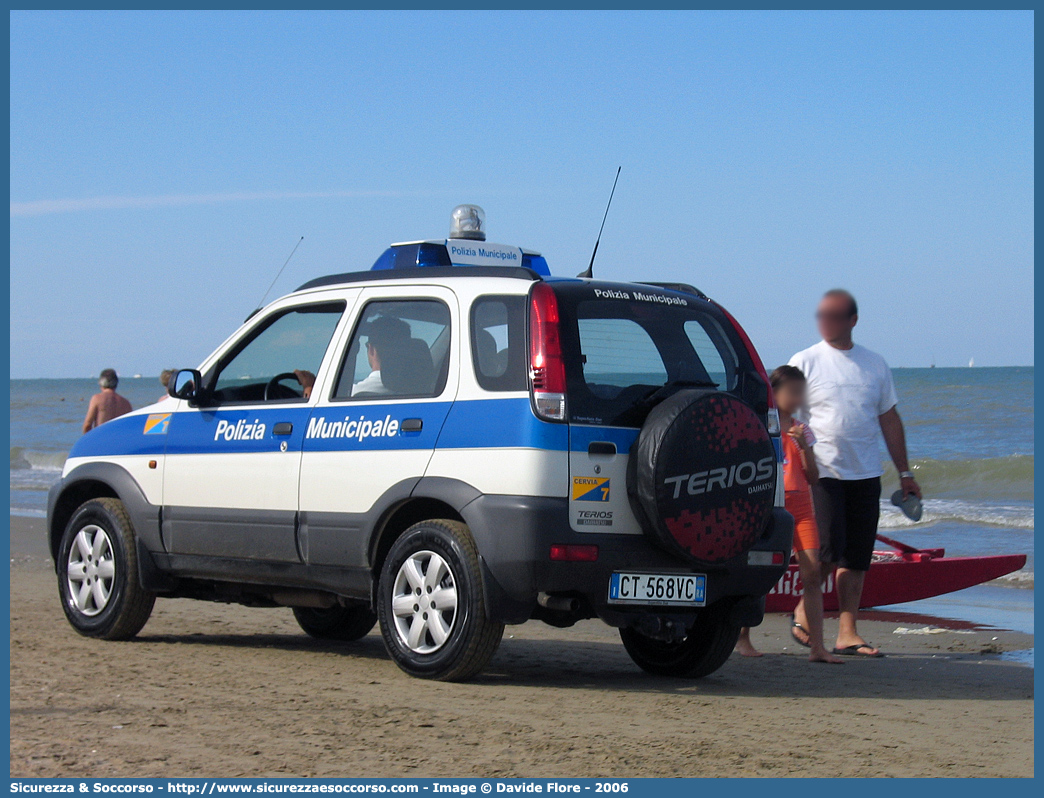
[9,515,1033,779]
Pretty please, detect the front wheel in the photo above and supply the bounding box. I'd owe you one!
[620,603,740,679]
[57,498,156,640]
[377,519,503,681]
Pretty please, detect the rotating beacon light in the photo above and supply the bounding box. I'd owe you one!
[449,204,486,241]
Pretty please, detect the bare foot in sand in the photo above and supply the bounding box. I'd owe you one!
[736,640,763,657]
[735,628,763,657]
[810,648,844,664]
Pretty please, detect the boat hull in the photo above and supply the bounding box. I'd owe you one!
[764,552,1027,614]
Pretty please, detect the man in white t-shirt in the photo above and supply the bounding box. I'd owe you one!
[788,289,922,658]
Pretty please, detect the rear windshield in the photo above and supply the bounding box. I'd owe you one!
[557,290,743,427]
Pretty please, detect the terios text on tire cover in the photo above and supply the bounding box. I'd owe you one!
[48,204,793,681]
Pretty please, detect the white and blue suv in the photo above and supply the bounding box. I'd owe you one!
[48,206,793,681]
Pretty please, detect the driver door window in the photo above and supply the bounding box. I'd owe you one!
[210,302,346,404]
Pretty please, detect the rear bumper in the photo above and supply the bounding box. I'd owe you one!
[461,495,793,626]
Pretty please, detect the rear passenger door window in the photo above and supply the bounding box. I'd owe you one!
[470,295,527,392]
[332,299,452,400]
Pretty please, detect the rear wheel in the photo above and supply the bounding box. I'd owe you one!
[57,498,156,640]
[620,603,740,678]
[377,519,503,681]
[293,605,377,641]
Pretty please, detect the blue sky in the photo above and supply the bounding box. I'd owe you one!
[10,10,1033,378]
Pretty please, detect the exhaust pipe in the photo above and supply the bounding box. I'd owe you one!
[537,592,579,613]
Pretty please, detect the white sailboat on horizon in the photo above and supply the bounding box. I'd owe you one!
[969,357,975,367]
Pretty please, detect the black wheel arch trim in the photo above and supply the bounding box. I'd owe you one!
[47,462,164,564]
[412,476,483,511]
[359,476,484,566]
[357,475,520,621]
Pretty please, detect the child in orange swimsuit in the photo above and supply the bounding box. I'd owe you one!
[735,366,843,664]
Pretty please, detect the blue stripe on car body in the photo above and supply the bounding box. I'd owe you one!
[69,413,171,459]
[69,397,572,459]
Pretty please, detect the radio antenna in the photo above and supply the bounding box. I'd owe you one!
[251,236,304,318]
[578,166,621,279]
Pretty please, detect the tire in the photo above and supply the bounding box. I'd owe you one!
[293,605,377,641]
[56,498,156,640]
[627,389,776,565]
[377,519,504,681]
[620,602,740,679]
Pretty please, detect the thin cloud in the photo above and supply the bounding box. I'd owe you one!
[10,190,428,217]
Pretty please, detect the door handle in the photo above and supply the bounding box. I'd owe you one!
[588,441,617,456]
[273,422,293,436]
[401,418,423,432]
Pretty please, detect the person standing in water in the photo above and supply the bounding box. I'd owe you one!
[82,368,132,433]
[735,366,843,664]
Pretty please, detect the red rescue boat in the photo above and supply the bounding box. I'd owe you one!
[764,534,1027,613]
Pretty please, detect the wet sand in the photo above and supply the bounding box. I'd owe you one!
[9,516,1034,778]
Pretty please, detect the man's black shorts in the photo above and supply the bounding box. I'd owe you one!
[811,477,881,571]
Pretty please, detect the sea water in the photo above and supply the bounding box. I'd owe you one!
[8,368,1034,626]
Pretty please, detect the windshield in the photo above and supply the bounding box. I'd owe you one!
[556,289,744,427]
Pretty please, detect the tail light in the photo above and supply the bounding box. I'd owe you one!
[766,408,781,435]
[712,300,785,507]
[528,282,567,421]
[747,550,787,566]
[550,544,599,562]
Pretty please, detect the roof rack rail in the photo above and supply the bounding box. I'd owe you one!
[637,281,709,300]
[296,265,543,292]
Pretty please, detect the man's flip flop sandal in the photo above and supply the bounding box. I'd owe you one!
[832,644,884,658]
[789,614,811,648]
[891,489,923,522]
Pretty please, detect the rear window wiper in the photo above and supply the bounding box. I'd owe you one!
[630,379,718,410]
[609,380,719,427]
[649,379,718,394]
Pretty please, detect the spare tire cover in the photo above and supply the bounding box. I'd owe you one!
[627,389,777,565]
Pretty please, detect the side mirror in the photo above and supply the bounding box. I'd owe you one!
[169,369,204,404]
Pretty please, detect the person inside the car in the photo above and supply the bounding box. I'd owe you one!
[351,315,410,396]
[289,317,412,401]
[293,369,317,399]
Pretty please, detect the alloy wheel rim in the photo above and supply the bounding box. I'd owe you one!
[391,550,458,654]
[66,525,116,617]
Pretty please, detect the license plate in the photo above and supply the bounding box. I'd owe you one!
[608,572,706,606]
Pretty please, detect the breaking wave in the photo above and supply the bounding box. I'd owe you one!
[878,498,1033,531]
[10,446,67,472]
[10,447,67,492]
[991,570,1034,589]
[885,455,1033,502]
